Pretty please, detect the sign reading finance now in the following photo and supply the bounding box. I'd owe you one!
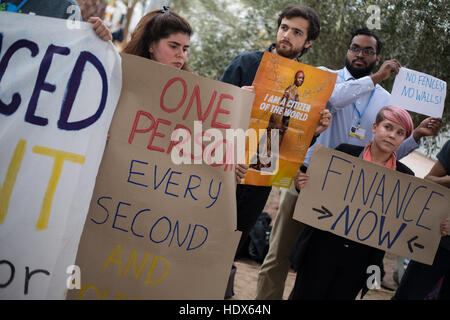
[293,145,450,265]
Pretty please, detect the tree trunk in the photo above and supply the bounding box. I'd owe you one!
[122,1,138,45]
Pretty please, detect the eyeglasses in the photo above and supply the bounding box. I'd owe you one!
[348,46,376,56]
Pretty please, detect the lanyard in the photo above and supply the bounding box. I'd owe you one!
[353,90,375,125]
[339,69,375,125]
[6,0,28,12]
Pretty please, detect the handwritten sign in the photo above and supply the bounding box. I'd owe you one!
[0,12,122,299]
[293,145,450,265]
[66,54,253,300]
[390,67,447,118]
[244,51,336,188]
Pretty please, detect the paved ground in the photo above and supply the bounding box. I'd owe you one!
[229,187,399,300]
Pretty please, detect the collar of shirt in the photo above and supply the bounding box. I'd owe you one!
[341,67,355,81]
[340,67,378,89]
[267,43,276,53]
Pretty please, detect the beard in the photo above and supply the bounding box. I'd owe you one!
[345,57,377,79]
[275,40,303,60]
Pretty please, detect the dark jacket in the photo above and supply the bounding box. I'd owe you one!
[220,45,273,87]
[290,143,415,298]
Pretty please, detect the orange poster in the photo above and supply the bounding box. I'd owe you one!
[244,51,337,188]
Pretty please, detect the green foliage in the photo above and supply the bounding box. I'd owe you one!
[171,0,449,154]
[172,0,268,79]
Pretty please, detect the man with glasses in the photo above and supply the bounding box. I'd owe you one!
[256,26,442,300]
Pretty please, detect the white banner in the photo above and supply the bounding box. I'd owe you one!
[0,12,122,299]
[390,67,446,118]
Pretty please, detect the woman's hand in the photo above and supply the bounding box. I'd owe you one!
[314,109,332,136]
[88,17,112,41]
[235,164,249,184]
[441,218,449,237]
[294,172,310,190]
[241,86,255,93]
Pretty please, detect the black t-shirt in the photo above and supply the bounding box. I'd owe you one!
[436,139,450,251]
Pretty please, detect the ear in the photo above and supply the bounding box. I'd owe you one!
[148,42,154,54]
[375,55,381,66]
[304,39,314,49]
[372,122,377,134]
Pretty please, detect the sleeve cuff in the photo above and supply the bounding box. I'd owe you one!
[406,134,420,148]
[359,75,375,91]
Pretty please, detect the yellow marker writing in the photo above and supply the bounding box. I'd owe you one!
[102,244,123,276]
[77,283,108,300]
[145,256,170,286]
[32,146,85,230]
[123,249,150,280]
[0,139,27,225]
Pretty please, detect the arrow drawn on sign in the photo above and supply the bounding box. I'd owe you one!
[407,236,425,253]
[312,206,333,220]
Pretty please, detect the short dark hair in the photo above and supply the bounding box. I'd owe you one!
[277,5,321,42]
[277,5,320,58]
[349,27,383,55]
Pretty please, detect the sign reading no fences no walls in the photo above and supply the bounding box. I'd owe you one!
[390,67,447,118]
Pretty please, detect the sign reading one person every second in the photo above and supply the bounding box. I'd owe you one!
[66,53,254,300]
[390,67,446,118]
[293,145,450,265]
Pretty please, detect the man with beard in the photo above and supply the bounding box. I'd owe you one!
[220,5,325,298]
[255,26,442,300]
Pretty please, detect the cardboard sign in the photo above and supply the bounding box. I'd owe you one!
[0,13,122,299]
[293,145,450,265]
[390,67,447,118]
[244,51,336,188]
[66,54,253,300]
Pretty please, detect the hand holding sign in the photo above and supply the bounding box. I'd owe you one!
[412,117,443,142]
[370,59,401,84]
[441,218,450,237]
[314,109,332,136]
[294,172,310,190]
[88,17,113,41]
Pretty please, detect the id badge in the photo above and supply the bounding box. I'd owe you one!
[349,126,366,140]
